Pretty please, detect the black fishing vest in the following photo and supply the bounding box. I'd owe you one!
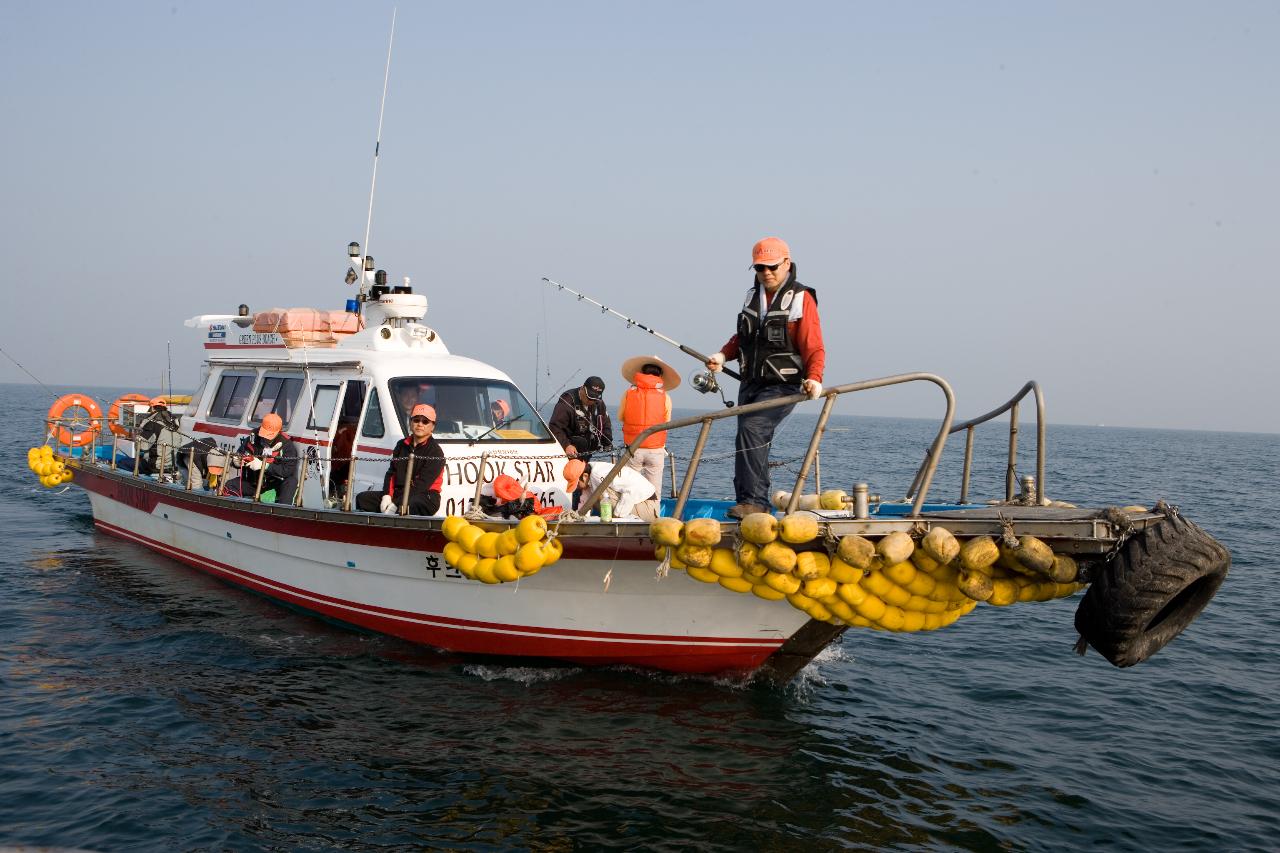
[736,275,817,385]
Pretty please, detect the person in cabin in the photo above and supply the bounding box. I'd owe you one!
[490,398,511,427]
[616,355,679,495]
[563,458,661,522]
[135,397,183,477]
[549,377,613,461]
[224,413,301,502]
[356,403,446,516]
[705,236,826,519]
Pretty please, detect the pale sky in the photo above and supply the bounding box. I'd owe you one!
[2,1,1276,433]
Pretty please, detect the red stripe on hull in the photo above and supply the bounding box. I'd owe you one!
[90,518,780,674]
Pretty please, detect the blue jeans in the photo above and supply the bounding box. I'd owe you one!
[733,381,799,507]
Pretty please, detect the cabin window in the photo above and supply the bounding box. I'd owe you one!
[387,377,552,442]
[207,372,258,422]
[306,385,341,431]
[251,375,304,426]
[362,389,385,438]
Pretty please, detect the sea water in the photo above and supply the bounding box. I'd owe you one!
[1,383,1277,851]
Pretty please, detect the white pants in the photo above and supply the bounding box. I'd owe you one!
[627,447,667,496]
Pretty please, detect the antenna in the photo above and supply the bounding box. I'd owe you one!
[358,8,397,299]
[166,340,173,398]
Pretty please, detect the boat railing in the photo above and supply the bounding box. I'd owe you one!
[579,372,956,521]
[904,380,1046,506]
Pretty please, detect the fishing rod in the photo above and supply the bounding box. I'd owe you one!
[541,277,742,382]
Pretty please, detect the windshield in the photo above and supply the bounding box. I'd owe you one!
[388,377,554,442]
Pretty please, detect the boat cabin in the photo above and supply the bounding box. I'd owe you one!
[181,292,571,515]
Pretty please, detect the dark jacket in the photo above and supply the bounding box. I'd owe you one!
[549,389,613,455]
[383,435,446,508]
[239,430,300,486]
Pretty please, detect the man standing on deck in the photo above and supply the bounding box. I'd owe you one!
[705,237,826,519]
[356,403,446,516]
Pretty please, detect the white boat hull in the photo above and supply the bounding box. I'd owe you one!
[76,466,817,675]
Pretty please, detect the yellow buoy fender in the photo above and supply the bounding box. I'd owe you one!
[739,512,778,545]
[515,513,549,544]
[442,515,471,542]
[758,541,798,574]
[921,526,960,565]
[1015,535,1056,576]
[683,518,722,547]
[959,536,1000,572]
[836,534,876,570]
[877,531,915,565]
[708,548,743,578]
[676,543,713,569]
[827,557,863,584]
[649,517,684,548]
[793,551,830,580]
[778,512,820,544]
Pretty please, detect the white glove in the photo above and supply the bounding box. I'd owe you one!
[802,379,823,400]
[248,457,263,471]
[380,494,397,514]
[706,352,725,373]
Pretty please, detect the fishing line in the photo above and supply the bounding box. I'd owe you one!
[0,344,60,400]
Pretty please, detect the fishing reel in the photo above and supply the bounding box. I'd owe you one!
[689,370,734,408]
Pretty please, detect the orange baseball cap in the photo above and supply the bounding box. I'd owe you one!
[411,403,436,421]
[563,459,586,492]
[149,396,168,407]
[259,413,283,439]
[751,237,790,267]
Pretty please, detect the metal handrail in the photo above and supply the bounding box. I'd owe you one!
[905,380,1045,505]
[579,373,955,520]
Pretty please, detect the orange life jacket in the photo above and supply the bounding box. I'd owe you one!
[622,373,668,449]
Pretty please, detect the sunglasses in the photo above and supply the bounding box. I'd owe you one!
[753,262,783,273]
[410,416,434,425]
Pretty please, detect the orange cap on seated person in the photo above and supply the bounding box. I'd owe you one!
[563,459,585,492]
[259,413,283,439]
[492,399,511,419]
[751,236,790,267]
[410,403,436,421]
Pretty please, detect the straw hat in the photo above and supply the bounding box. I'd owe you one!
[620,355,681,390]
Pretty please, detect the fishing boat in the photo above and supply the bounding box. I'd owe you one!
[26,239,1231,683]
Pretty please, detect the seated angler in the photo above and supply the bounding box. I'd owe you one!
[563,458,661,522]
[356,404,446,516]
[224,413,300,502]
[135,397,183,476]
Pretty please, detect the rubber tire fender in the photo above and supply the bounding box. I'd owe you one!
[1074,509,1229,668]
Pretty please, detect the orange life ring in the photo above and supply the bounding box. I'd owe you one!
[108,393,153,437]
[47,393,104,448]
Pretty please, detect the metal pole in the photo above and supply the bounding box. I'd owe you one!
[1006,402,1019,502]
[1034,386,1046,505]
[294,454,307,506]
[470,451,489,513]
[814,449,821,495]
[671,419,713,520]
[786,394,837,514]
[399,444,416,516]
[187,446,196,491]
[253,456,266,502]
[667,451,677,499]
[960,427,975,505]
[111,435,118,471]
